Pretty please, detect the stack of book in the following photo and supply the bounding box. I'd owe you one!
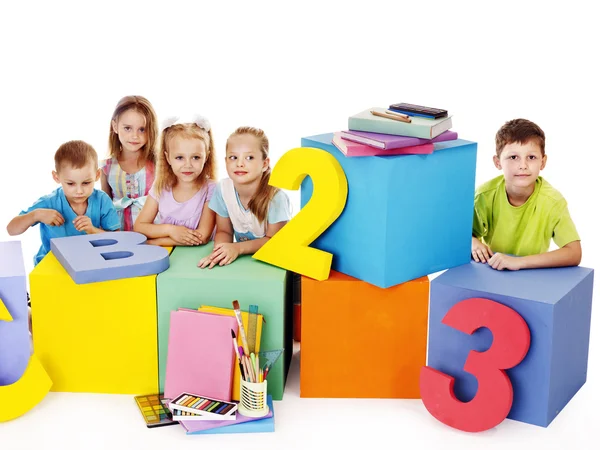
[333,103,457,157]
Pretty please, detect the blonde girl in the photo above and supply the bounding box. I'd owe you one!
[198,126,291,268]
[134,116,217,246]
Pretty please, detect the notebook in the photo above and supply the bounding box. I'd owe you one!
[332,133,434,157]
[181,395,275,434]
[339,129,458,150]
[164,309,238,402]
[197,305,264,401]
[348,107,453,139]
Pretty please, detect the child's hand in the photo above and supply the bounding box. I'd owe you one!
[197,243,240,269]
[488,253,523,271]
[472,237,493,263]
[73,216,97,234]
[35,209,64,227]
[169,225,203,246]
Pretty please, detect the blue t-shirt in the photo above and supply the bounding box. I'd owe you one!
[20,188,121,266]
[208,183,292,242]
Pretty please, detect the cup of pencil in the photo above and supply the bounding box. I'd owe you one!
[239,378,268,417]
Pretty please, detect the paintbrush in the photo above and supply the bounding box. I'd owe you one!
[232,300,250,356]
[231,329,246,381]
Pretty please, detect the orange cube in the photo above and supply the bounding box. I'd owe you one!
[300,271,429,398]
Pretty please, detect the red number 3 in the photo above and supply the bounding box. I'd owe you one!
[420,298,531,432]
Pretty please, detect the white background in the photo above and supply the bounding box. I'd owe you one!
[0,1,598,449]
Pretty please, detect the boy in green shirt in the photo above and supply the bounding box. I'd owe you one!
[472,118,581,270]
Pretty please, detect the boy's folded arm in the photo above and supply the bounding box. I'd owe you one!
[6,211,39,235]
[519,240,582,269]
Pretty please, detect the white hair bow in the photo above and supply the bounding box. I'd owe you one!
[161,114,211,132]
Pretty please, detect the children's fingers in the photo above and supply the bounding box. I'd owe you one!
[220,255,235,266]
[197,258,210,268]
[472,250,480,262]
[211,248,226,259]
[185,232,202,245]
[480,250,489,262]
[484,247,493,260]
[209,252,227,268]
[185,235,199,245]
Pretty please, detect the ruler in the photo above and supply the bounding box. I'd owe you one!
[258,348,283,370]
[247,304,259,354]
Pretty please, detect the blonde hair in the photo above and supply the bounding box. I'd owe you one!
[154,123,217,196]
[226,126,278,224]
[108,95,158,164]
[55,140,98,172]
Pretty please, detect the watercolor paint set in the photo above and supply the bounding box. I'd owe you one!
[134,394,178,428]
[169,392,238,421]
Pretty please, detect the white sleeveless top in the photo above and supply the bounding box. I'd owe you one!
[221,178,267,240]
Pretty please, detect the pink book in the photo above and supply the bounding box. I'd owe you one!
[164,309,238,402]
[339,129,458,150]
[332,133,433,157]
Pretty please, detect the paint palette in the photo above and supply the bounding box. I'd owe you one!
[134,394,178,428]
[169,392,238,421]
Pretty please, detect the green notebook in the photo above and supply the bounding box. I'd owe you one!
[348,107,453,139]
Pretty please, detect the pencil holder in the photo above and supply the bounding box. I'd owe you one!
[239,379,269,417]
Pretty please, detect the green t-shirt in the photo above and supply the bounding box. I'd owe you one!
[472,175,580,256]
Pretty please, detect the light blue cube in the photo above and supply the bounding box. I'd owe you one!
[300,133,477,288]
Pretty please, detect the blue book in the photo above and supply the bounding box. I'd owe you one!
[182,396,275,434]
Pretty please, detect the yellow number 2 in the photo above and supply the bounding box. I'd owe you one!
[0,296,52,422]
[254,147,348,280]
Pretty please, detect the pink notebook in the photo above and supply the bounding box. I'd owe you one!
[332,133,434,157]
[339,129,458,150]
[164,309,238,402]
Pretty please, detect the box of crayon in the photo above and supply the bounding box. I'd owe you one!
[169,392,238,421]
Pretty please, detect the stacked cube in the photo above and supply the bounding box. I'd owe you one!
[299,133,478,398]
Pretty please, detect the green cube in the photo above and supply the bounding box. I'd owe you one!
[157,244,292,400]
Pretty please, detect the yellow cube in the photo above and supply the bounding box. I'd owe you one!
[30,252,158,394]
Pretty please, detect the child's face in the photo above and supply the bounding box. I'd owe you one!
[166,136,207,184]
[52,162,100,205]
[494,141,547,189]
[225,134,269,186]
[112,109,148,154]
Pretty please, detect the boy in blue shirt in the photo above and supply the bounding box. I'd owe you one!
[7,140,120,266]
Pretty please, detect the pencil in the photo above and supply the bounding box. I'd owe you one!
[370,110,411,123]
[385,109,410,119]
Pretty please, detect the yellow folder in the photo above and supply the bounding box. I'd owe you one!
[197,305,263,401]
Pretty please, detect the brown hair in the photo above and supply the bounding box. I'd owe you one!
[226,126,278,224]
[153,123,217,196]
[54,140,98,172]
[495,118,546,157]
[108,95,158,164]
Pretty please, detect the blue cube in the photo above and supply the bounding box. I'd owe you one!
[300,133,477,288]
[428,261,594,427]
